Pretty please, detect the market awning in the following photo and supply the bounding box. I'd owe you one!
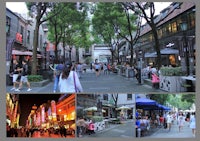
[12,49,42,58]
[160,48,179,55]
[12,50,24,55]
[136,97,157,106]
[144,52,157,58]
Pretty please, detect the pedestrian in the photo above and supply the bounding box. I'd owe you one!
[16,60,32,91]
[177,112,185,132]
[6,123,11,137]
[88,120,95,135]
[76,62,83,78]
[103,63,108,75]
[189,112,196,137]
[10,59,21,91]
[77,117,87,137]
[53,62,64,93]
[166,112,173,132]
[93,59,101,77]
[58,62,83,93]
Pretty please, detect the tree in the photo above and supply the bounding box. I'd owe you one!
[111,94,118,118]
[122,2,182,69]
[181,94,195,103]
[92,2,140,66]
[26,2,63,74]
[148,94,170,105]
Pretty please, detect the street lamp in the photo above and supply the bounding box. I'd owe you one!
[97,94,102,116]
[43,41,47,70]
[6,24,9,34]
[180,21,189,76]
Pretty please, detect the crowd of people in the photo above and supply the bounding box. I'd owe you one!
[6,123,75,138]
[135,111,196,137]
[76,117,95,138]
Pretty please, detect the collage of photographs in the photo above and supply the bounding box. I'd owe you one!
[5,1,196,139]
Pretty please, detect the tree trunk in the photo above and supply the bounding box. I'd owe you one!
[32,22,39,75]
[152,24,161,69]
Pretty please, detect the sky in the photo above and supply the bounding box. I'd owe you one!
[6,2,172,21]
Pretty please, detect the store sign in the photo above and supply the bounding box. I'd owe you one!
[16,32,22,43]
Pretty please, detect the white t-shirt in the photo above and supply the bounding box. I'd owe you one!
[166,114,173,123]
[58,71,83,93]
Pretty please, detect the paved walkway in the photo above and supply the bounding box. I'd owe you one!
[6,70,164,93]
[144,120,195,138]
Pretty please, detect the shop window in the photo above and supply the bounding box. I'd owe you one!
[169,55,176,66]
[127,94,132,100]
[171,22,177,33]
[103,94,108,101]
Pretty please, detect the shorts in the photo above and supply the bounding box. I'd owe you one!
[13,74,19,82]
[95,69,99,72]
[20,76,28,83]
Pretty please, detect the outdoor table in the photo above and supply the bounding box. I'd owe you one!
[181,76,196,92]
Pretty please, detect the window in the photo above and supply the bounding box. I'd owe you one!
[27,30,30,44]
[127,94,132,100]
[103,94,108,101]
[171,21,177,33]
[189,12,195,29]
[20,26,24,43]
[6,16,11,36]
[166,23,172,34]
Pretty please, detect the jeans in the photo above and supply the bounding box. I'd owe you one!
[53,75,59,92]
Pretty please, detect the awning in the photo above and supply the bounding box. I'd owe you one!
[12,50,25,55]
[144,52,157,58]
[12,49,42,58]
[160,48,179,55]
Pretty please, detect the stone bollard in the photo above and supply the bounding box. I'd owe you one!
[137,128,141,138]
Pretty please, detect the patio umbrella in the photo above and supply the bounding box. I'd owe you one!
[116,105,131,110]
[83,106,106,113]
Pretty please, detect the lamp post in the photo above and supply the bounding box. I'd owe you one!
[97,94,102,116]
[180,21,189,76]
[43,41,47,70]
[6,24,9,34]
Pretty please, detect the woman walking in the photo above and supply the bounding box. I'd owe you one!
[177,112,184,132]
[190,112,196,137]
[58,62,83,93]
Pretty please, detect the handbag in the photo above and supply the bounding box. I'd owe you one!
[73,71,78,92]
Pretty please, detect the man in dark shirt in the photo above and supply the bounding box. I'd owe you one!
[10,59,21,91]
[15,60,32,91]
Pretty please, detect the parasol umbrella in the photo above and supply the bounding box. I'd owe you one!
[116,105,131,110]
[83,106,106,113]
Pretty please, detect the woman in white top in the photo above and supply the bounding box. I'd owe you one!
[189,112,196,136]
[59,62,83,93]
[166,112,173,132]
[178,113,185,132]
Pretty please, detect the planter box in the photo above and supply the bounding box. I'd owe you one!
[30,79,50,87]
[94,121,105,131]
[159,75,184,92]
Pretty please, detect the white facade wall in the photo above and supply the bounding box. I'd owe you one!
[92,44,111,63]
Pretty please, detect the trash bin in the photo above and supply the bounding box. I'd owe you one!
[128,69,135,78]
